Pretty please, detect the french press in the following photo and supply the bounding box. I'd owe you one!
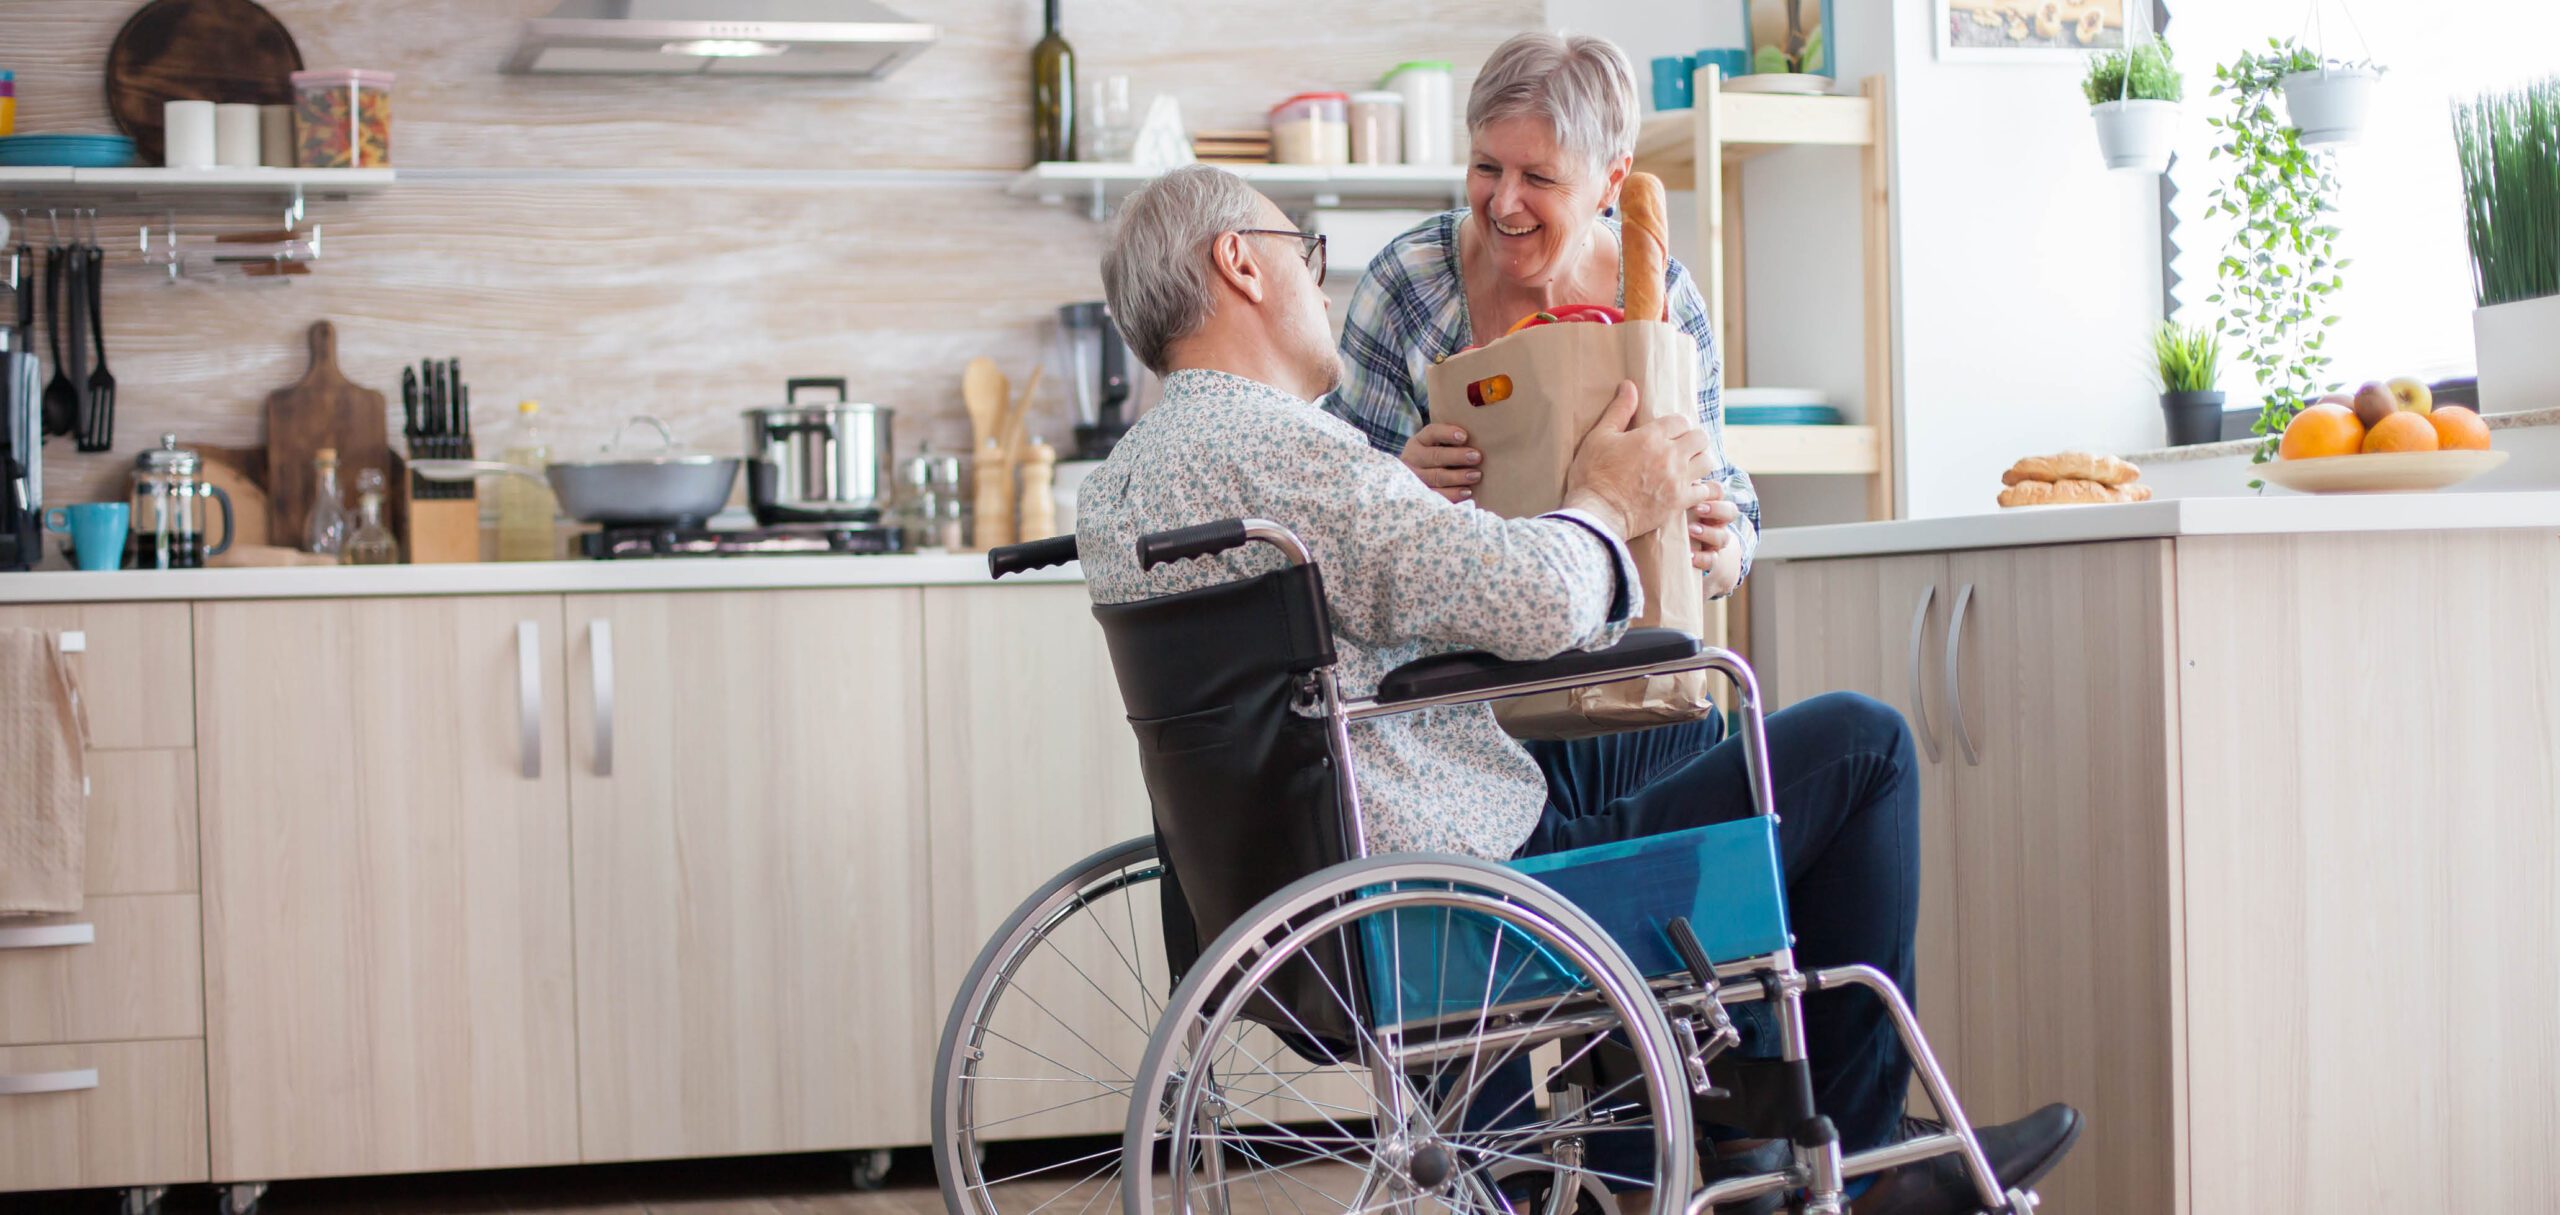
[128,433,234,569]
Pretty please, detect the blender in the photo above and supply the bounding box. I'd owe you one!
[1058,302,1138,460]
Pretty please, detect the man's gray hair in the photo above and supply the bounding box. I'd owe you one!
[1466,31,1642,175]
[1102,164,1266,375]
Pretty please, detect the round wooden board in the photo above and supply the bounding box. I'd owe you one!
[105,0,304,166]
[2258,448,2508,494]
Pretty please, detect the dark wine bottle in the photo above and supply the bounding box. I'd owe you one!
[1031,0,1076,163]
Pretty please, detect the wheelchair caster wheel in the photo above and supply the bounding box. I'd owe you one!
[222,1182,268,1215]
[851,1148,893,1191]
[118,1185,167,1215]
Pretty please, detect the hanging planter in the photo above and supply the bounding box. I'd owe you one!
[2282,65,2382,145]
[2082,41,2183,174]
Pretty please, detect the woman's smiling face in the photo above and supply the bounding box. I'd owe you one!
[1466,114,1624,290]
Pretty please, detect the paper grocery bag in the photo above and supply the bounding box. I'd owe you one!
[1423,319,1713,740]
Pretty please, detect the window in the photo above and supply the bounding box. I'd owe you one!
[2162,0,2560,408]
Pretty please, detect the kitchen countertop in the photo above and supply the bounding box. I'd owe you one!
[2123,405,2560,465]
[1758,490,2560,562]
[0,552,1083,604]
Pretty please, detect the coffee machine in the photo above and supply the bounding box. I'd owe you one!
[1059,301,1136,460]
[1,248,39,573]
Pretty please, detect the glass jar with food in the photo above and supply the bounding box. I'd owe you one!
[1349,91,1404,165]
[290,69,395,167]
[1268,92,1350,166]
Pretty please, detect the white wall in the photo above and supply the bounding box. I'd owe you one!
[1551,0,2170,522]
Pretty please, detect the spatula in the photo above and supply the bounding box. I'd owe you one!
[80,244,114,452]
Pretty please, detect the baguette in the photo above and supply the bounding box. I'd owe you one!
[2002,450,2141,487]
[1997,478,2152,507]
[1620,171,1670,323]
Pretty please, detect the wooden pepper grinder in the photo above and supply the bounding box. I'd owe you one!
[1017,438,1058,540]
[973,435,1016,550]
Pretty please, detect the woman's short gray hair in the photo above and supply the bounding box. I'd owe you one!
[1466,32,1643,174]
[1102,164,1266,375]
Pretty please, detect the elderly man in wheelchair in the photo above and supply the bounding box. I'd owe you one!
[934,164,2081,1215]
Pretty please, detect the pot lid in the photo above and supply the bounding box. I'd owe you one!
[133,433,200,475]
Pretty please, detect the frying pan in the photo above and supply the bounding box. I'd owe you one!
[412,416,738,527]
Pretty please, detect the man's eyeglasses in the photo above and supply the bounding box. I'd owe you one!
[1238,228,1327,287]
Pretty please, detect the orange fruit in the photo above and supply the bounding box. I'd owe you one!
[2428,405,2492,451]
[2362,410,2440,454]
[2279,403,2364,460]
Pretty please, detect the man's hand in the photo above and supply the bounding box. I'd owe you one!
[1560,380,1713,542]
[1400,422,1481,503]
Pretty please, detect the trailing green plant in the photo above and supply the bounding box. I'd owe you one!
[2152,322,2223,394]
[2084,41,2183,106]
[2453,75,2560,308]
[2205,39,2347,469]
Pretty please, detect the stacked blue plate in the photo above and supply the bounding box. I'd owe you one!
[1726,404,1844,426]
[0,134,139,167]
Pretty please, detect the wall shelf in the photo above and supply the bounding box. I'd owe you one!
[1634,91,1876,191]
[1725,425,1880,476]
[0,166,393,198]
[1010,161,1467,219]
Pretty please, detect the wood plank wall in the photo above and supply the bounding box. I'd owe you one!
[5,0,1537,505]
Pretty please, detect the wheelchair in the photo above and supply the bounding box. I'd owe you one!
[937,518,2038,1215]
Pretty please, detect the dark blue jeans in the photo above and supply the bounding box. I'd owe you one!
[1472,692,1921,1184]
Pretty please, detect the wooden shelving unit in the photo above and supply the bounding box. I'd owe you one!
[1634,69,1896,519]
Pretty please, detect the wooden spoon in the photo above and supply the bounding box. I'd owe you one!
[962,357,1008,452]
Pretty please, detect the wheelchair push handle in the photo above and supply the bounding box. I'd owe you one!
[986,535,1079,579]
[1137,520,1251,570]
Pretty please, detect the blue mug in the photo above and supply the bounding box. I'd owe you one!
[45,502,130,572]
[1649,55,1696,111]
[1695,47,1751,84]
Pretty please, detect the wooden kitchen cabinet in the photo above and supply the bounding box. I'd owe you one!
[0,1039,209,1193]
[0,603,195,749]
[194,596,580,1182]
[561,589,933,1161]
[1758,541,2181,1213]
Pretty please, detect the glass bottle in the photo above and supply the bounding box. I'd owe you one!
[496,399,558,561]
[342,469,400,565]
[1031,0,1076,162]
[305,447,351,557]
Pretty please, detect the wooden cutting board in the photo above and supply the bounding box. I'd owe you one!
[106,0,304,166]
[263,321,389,546]
[199,452,270,554]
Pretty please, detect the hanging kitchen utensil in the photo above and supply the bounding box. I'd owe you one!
[80,235,113,453]
[60,224,89,453]
[105,0,304,166]
[39,233,73,439]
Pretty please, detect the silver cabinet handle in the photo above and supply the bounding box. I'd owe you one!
[0,1069,99,1096]
[1944,582,1981,767]
[0,922,95,949]
[516,620,542,780]
[589,619,614,777]
[1906,583,1941,764]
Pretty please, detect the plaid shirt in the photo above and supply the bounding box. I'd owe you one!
[1324,208,1759,585]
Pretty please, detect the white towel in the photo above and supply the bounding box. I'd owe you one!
[0,627,89,916]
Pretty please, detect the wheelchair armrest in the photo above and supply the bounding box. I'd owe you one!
[988,535,1079,579]
[1373,628,1704,705]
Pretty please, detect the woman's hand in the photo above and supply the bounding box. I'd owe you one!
[1690,482,1744,597]
[1401,422,1483,503]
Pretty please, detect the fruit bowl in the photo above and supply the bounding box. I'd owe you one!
[2259,449,2509,494]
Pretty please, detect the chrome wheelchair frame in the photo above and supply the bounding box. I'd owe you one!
[937,519,2038,1215]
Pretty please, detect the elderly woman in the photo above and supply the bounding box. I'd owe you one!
[1327,33,2079,1214]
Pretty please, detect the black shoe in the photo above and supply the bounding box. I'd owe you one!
[1697,1138,1791,1215]
[1853,1104,2083,1213]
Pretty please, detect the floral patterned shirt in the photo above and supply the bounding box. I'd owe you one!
[1077,368,1639,859]
[1325,208,1760,586]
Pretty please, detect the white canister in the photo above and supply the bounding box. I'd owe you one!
[1382,60,1454,166]
[163,99,217,168]
[1349,91,1404,165]
[258,105,295,167]
[214,102,262,167]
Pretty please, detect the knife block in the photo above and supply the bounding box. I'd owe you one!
[390,451,479,564]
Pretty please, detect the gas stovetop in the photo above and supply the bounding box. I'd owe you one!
[581,523,904,560]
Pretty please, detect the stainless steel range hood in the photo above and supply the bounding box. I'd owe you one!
[505,0,939,77]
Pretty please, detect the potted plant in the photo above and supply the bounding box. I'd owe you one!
[2208,43,2347,472]
[2275,42,2384,145]
[2083,41,2181,172]
[2456,74,2560,414]
[2153,321,2226,445]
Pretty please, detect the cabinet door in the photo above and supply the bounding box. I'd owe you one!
[1754,555,1964,1094]
[919,583,1154,1139]
[196,597,579,1181]
[1941,541,2179,1214]
[563,589,932,1161]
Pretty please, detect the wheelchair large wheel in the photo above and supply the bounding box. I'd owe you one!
[1121,855,1695,1215]
[938,836,1172,1214]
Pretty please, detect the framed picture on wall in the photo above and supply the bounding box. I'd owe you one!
[1936,0,2150,62]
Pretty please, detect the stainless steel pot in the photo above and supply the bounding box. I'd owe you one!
[414,416,738,527]
[744,378,892,526]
